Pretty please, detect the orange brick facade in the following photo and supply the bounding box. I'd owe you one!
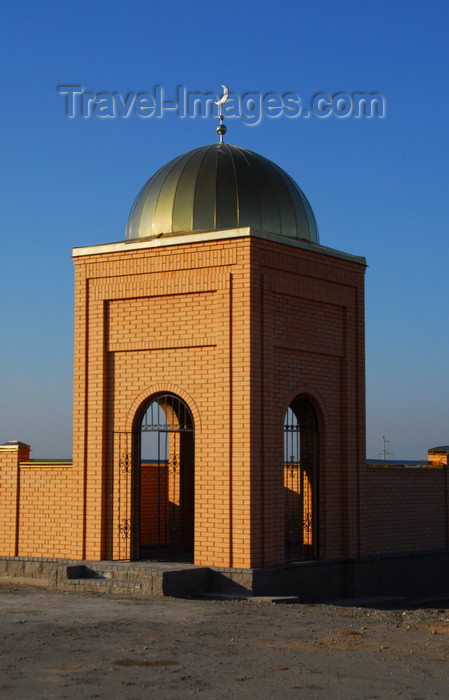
[1,231,448,568]
[69,233,367,567]
[0,443,76,558]
[361,466,449,555]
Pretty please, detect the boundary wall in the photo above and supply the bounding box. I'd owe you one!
[0,442,77,558]
[1,443,448,565]
[360,464,449,555]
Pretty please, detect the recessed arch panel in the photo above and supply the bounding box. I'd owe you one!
[284,394,319,561]
[134,392,195,562]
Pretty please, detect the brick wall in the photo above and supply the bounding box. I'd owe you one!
[73,239,247,564]
[16,463,75,557]
[72,233,367,567]
[0,444,77,557]
[361,465,449,555]
[1,231,447,566]
[250,238,366,563]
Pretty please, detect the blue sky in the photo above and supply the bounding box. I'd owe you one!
[1,0,448,459]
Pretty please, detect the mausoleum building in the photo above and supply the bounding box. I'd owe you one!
[1,139,448,598]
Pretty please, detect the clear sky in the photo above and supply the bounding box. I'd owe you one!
[1,0,448,459]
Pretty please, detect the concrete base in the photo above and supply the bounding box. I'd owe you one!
[1,550,448,602]
[50,562,211,598]
[212,550,449,602]
[0,557,211,598]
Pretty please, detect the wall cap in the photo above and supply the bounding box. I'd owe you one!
[72,226,367,266]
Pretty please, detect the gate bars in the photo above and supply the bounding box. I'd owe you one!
[112,394,194,562]
[284,397,319,561]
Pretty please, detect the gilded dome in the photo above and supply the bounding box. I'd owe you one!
[125,143,319,244]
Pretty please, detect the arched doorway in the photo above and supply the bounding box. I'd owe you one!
[135,393,194,562]
[284,395,319,561]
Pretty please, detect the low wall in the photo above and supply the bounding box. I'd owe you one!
[16,461,75,557]
[212,550,449,601]
[0,443,78,558]
[2,550,448,602]
[1,443,448,569]
[360,465,449,555]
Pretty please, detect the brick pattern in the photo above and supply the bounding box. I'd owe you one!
[15,464,75,557]
[0,444,76,558]
[70,236,368,567]
[140,463,168,547]
[360,466,449,554]
[250,239,367,563]
[3,232,446,568]
[73,241,242,565]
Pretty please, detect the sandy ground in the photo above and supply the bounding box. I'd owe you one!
[0,579,448,699]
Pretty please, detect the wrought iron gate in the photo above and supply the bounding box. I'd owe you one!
[284,396,319,561]
[114,393,194,562]
[112,430,139,560]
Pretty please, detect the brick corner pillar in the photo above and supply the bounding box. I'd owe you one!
[0,440,31,556]
[249,237,367,565]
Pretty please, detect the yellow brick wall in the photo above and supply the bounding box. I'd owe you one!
[72,235,366,566]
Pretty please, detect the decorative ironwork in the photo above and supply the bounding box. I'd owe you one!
[119,518,131,539]
[169,454,180,475]
[284,396,319,562]
[111,431,140,559]
[215,84,229,143]
[137,393,194,563]
[303,512,313,533]
[120,453,131,473]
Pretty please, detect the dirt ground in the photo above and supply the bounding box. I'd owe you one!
[0,579,448,699]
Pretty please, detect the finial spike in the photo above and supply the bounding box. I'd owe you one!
[215,84,229,143]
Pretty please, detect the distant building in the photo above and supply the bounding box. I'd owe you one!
[428,446,449,466]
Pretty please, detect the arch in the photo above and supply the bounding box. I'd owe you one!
[126,382,201,435]
[283,392,320,562]
[280,384,328,435]
[131,391,195,562]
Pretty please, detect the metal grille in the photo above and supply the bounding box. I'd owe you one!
[284,397,319,561]
[138,394,194,562]
[111,430,140,560]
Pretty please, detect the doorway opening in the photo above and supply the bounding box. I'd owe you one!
[284,395,319,561]
[136,393,194,562]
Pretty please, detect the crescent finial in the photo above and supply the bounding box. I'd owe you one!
[215,84,229,143]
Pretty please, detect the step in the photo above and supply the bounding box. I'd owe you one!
[64,577,148,595]
[49,562,211,598]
